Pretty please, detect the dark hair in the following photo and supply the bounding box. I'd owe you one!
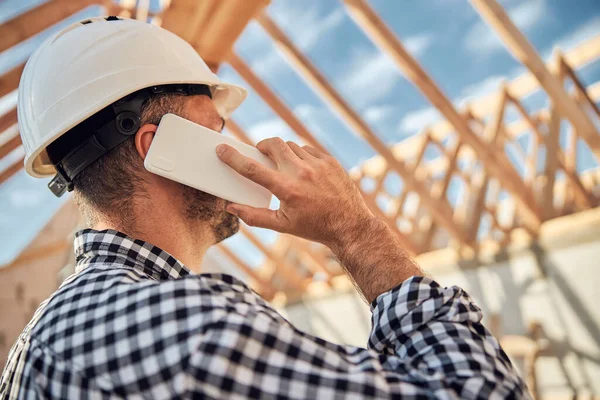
[72,92,188,227]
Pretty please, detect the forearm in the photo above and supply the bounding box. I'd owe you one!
[329,216,423,303]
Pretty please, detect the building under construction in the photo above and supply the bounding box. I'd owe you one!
[1,0,599,398]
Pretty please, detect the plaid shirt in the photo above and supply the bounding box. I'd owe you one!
[1,229,529,399]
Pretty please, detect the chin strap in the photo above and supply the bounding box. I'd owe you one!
[48,84,212,197]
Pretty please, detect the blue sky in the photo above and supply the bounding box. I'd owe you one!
[0,0,599,267]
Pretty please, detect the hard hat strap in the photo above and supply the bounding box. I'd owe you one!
[47,84,212,197]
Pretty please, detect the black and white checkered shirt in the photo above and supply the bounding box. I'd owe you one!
[1,229,529,399]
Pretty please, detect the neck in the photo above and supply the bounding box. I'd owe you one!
[93,188,214,274]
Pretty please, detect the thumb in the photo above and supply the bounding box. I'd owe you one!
[227,204,286,231]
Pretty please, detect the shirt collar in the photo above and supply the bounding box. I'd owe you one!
[74,229,192,281]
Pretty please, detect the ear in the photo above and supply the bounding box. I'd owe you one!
[134,123,158,160]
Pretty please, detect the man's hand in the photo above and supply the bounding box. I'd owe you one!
[216,138,374,249]
[217,138,421,303]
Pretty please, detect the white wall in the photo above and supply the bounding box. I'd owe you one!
[282,215,600,398]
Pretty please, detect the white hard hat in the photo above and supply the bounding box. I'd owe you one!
[18,16,247,179]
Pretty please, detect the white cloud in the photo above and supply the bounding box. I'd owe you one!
[269,5,345,53]
[248,118,297,143]
[398,106,441,134]
[363,104,397,123]
[339,51,402,107]
[464,0,549,53]
[251,7,346,77]
[462,75,505,99]
[548,16,600,56]
[9,188,44,209]
[297,8,345,51]
[455,66,524,106]
[509,0,547,30]
[252,50,285,77]
[404,34,434,57]
[338,32,433,108]
[294,104,318,120]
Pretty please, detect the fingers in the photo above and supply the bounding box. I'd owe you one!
[302,145,326,159]
[226,203,287,231]
[216,145,280,193]
[287,141,312,160]
[256,138,299,166]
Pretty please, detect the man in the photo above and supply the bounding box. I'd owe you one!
[1,16,529,399]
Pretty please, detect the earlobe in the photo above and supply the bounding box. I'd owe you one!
[134,124,157,160]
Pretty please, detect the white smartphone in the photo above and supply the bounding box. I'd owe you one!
[144,113,275,209]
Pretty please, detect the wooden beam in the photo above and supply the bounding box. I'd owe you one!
[287,237,334,280]
[0,108,18,134]
[0,134,21,160]
[159,0,211,38]
[422,138,462,251]
[506,92,596,213]
[226,119,254,146]
[0,156,24,185]
[239,225,309,292]
[217,244,274,299]
[103,0,162,20]
[255,15,470,249]
[561,60,600,120]
[469,0,600,159]
[227,53,419,253]
[465,93,506,242]
[4,240,71,269]
[227,54,327,153]
[358,34,600,187]
[181,1,218,42]
[191,0,270,65]
[342,0,541,234]
[0,63,24,99]
[162,0,269,66]
[0,0,99,53]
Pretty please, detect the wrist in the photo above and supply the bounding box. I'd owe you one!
[327,214,388,257]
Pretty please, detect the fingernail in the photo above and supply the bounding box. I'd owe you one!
[227,205,239,215]
[216,145,226,156]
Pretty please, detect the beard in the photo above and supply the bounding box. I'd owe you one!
[181,184,239,243]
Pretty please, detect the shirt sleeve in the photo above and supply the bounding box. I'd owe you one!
[185,276,531,399]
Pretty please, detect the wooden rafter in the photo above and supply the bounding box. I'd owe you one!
[239,225,309,292]
[342,0,542,235]
[0,108,18,134]
[0,133,21,160]
[469,0,600,159]
[162,0,270,68]
[216,244,274,300]
[504,91,596,210]
[227,54,327,152]
[423,137,462,251]
[226,120,254,146]
[0,0,100,53]
[542,106,561,220]
[0,156,24,185]
[376,35,600,160]
[255,14,470,249]
[0,63,24,99]
[103,0,162,20]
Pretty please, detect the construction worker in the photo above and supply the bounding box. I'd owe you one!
[1,17,529,399]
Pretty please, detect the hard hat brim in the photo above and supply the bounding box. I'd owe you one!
[24,65,247,178]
